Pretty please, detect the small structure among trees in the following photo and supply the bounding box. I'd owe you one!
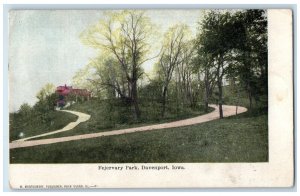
[56,84,91,107]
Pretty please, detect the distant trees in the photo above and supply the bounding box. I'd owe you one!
[36,83,55,101]
[12,83,58,133]
[18,103,32,116]
[16,83,56,119]
[32,83,57,124]
[17,103,33,124]
[35,83,56,112]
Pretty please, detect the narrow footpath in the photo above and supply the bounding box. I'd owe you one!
[10,104,247,149]
[13,110,90,142]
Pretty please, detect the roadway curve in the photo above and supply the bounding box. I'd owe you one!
[10,104,247,149]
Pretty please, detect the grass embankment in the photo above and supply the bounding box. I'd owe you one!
[9,111,78,142]
[31,99,212,140]
[10,114,268,163]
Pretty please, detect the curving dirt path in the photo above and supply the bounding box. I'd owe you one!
[13,110,91,142]
[9,104,247,149]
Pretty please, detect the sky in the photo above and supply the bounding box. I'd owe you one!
[9,10,204,112]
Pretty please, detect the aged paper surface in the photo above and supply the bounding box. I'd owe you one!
[8,9,293,188]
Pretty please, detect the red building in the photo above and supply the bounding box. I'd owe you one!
[56,85,72,96]
[56,84,91,107]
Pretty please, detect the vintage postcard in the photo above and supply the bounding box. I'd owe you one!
[8,9,293,188]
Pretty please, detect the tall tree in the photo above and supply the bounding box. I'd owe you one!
[176,39,197,107]
[157,24,188,117]
[80,10,155,119]
[200,11,235,118]
[192,42,216,112]
[232,10,268,110]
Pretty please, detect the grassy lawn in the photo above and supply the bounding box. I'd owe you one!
[10,85,268,163]
[31,99,213,140]
[10,114,268,163]
[9,111,78,142]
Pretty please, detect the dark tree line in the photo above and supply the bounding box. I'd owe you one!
[194,10,267,118]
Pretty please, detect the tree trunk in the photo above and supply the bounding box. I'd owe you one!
[131,81,141,120]
[235,83,240,116]
[218,78,223,119]
[247,83,253,111]
[204,96,209,113]
[244,51,253,112]
[235,91,239,116]
[204,85,209,112]
[217,55,224,119]
[248,90,253,111]
[161,86,168,117]
[204,70,210,113]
